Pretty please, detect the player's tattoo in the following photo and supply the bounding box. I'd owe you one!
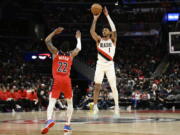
[46,40,54,49]
[46,39,53,46]
[45,39,58,54]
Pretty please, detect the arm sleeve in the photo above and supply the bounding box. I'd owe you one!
[76,38,81,50]
[107,15,116,32]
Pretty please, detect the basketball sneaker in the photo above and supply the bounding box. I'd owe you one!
[64,124,72,132]
[41,120,55,134]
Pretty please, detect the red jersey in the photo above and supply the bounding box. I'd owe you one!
[0,90,7,101]
[26,92,38,101]
[13,91,22,100]
[6,90,13,99]
[52,51,72,78]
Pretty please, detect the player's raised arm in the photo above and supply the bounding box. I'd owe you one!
[45,27,64,54]
[71,30,82,58]
[90,15,101,42]
[104,7,117,45]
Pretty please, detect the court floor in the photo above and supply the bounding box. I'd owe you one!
[0,110,180,135]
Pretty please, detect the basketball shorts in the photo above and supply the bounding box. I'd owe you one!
[94,61,116,84]
[50,76,72,99]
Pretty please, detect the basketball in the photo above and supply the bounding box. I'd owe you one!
[91,3,102,15]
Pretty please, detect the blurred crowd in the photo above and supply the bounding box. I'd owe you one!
[43,6,164,36]
[0,39,47,112]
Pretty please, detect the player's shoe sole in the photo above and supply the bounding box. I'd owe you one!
[41,121,55,134]
[64,129,72,132]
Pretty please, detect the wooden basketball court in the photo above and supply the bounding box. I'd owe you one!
[0,110,180,135]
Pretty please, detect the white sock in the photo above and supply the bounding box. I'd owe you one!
[94,104,97,108]
[66,98,73,125]
[47,97,56,120]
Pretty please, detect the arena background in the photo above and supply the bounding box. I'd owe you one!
[0,0,180,112]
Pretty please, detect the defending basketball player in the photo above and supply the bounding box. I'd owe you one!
[90,7,119,114]
[41,27,81,134]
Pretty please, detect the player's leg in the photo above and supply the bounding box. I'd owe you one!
[63,78,73,132]
[93,83,101,110]
[47,94,56,121]
[93,63,104,112]
[105,63,119,113]
[41,79,61,134]
[41,98,56,134]
[64,98,73,132]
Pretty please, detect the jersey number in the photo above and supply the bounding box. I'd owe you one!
[109,48,111,53]
[57,62,68,73]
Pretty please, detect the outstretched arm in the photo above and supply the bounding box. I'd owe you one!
[104,7,117,45]
[45,27,64,54]
[90,15,101,42]
[71,30,82,58]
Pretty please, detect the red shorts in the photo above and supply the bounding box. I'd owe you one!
[50,76,72,99]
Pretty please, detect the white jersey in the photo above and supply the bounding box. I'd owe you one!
[97,38,115,64]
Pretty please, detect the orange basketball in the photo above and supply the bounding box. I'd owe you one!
[91,3,102,15]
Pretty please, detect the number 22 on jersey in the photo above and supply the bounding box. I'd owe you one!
[57,62,68,73]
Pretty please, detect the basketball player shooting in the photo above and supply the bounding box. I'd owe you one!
[41,27,81,134]
[90,7,119,114]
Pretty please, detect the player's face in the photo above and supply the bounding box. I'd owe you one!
[102,28,110,37]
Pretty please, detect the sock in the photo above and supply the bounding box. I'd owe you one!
[66,98,73,125]
[47,97,56,120]
[94,104,98,108]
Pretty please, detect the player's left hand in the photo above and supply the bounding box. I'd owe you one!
[76,30,81,38]
[103,6,109,16]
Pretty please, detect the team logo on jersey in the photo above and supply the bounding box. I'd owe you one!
[100,42,112,48]
[58,56,69,61]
